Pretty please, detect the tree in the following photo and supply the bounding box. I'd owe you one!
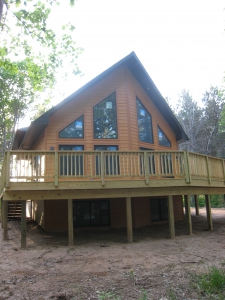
[176,87,225,158]
[201,87,225,157]
[0,0,83,165]
[175,90,204,153]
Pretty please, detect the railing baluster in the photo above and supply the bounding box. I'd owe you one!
[5,151,10,188]
[54,152,58,187]
[206,156,211,184]
[101,151,105,186]
[144,152,150,184]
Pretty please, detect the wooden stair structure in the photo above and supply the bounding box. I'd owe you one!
[7,201,22,219]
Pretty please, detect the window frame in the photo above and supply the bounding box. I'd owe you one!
[136,97,154,144]
[93,92,118,139]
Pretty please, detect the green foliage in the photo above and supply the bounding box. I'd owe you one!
[194,267,225,298]
[0,0,83,164]
[190,195,225,208]
[167,288,177,300]
[176,87,225,158]
[97,290,121,300]
[138,289,148,300]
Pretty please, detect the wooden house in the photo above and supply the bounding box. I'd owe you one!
[1,52,225,248]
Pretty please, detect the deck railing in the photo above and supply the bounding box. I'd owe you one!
[0,150,225,191]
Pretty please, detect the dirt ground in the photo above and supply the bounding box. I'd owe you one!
[1,208,225,300]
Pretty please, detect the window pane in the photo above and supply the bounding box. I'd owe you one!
[59,115,84,138]
[158,127,171,147]
[94,93,117,139]
[73,201,110,227]
[136,98,153,143]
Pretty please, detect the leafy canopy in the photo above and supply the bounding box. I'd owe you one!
[0,0,83,165]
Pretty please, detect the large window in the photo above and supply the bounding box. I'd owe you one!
[158,126,171,147]
[136,98,153,143]
[59,115,84,138]
[73,200,110,227]
[59,145,84,176]
[94,145,119,175]
[93,93,117,139]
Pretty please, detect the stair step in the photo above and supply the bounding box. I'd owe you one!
[7,201,22,220]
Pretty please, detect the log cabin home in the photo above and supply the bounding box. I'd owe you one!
[1,52,225,248]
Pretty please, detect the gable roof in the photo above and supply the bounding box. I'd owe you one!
[13,51,188,150]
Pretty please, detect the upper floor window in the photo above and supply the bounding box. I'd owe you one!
[59,115,84,138]
[158,126,171,147]
[136,98,153,143]
[93,92,117,139]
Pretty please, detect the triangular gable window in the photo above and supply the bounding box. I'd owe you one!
[158,126,171,147]
[59,115,84,138]
[136,98,153,143]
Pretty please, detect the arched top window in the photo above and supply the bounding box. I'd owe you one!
[93,92,117,139]
[136,97,153,144]
[158,126,171,147]
[59,115,84,138]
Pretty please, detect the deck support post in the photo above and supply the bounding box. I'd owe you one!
[21,200,26,248]
[205,195,213,230]
[68,199,74,246]
[184,195,192,235]
[168,195,175,238]
[3,201,8,240]
[126,197,133,243]
[194,195,199,215]
[1,197,3,228]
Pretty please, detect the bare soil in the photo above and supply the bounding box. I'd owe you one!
[1,208,225,300]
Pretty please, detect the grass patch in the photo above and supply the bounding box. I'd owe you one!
[194,267,225,298]
[96,290,121,300]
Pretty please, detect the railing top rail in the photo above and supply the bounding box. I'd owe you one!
[188,151,225,161]
[7,150,185,154]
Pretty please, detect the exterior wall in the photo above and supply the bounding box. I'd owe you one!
[32,200,45,228]
[44,200,68,232]
[132,198,151,227]
[40,65,178,152]
[32,131,45,150]
[173,195,184,221]
[110,198,126,228]
[42,197,184,232]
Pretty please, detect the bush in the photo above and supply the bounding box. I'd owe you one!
[189,195,225,208]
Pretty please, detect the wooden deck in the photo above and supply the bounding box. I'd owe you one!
[1,150,225,200]
[1,150,223,247]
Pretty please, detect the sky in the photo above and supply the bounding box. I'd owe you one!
[49,0,225,107]
[17,0,225,127]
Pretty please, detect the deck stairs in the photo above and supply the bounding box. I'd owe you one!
[7,202,22,219]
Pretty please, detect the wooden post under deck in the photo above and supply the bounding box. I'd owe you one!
[21,200,26,248]
[1,198,3,229]
[3,201,8,240]
[168,195,175,238]
[205,195,213,230]
[194,195,199,215]
[126,197,133,243]
[184,195,192,235]
[68,199,74,246]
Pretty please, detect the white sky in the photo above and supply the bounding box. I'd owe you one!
[51,0,225,104]
[19,0,225,126]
